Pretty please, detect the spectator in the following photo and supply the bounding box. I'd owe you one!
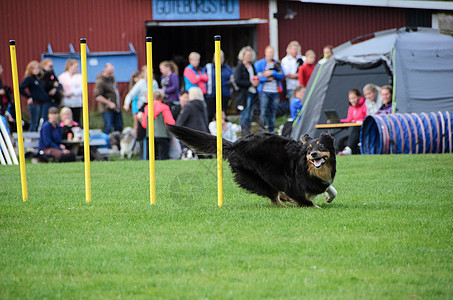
[281,41,304,101]
[176,87,209,133]
[183,52,208,95]
[203,50,234,122]
[59,59,83,125]
[123,66,159,133]
[298,50,316,87]
[38,107,75,162]
[322,45,334,60]
[124,71,141,134]
[59,106,80,140]
[363,83,383,115]
[138,89,175,160]
[209,111,240,142]
[376,85,394,115]
[234,46,259,135]
[169,90,188,121]
[94,63,123,134]
[19,60,48,131]
[290,85,306,121]
[0,64,13,119]
[159,60,180,104]
[338,88,367,155]
[179,90,189,108]
[40,59,62,122]
[254,45,284,133]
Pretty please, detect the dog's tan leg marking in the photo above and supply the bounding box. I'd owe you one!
[278,192,301,207]
[325,185,337,203]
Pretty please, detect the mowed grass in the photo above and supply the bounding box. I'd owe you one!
[0,154,452,299]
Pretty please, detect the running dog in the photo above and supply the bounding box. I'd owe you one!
[167,125,337,207]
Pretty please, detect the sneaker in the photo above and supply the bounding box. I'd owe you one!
[338,146,352,155]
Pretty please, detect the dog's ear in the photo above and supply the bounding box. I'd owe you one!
[320,132,335,146]
[300,134,312,145]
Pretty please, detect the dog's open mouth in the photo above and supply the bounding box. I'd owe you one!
[310,156,327,169]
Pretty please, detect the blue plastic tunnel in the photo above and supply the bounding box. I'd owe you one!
[360,112,452,154]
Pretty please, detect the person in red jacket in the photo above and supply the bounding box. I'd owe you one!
[341,89,367,123]
[338,88,367,155]
[138,89,175,160]
[298,50,316,87]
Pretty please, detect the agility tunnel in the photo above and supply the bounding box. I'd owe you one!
[360,112,452,154]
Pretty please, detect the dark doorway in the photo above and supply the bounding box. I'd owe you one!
[146,24,256,85]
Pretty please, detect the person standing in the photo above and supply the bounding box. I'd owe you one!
[183,52,208,95]
[19,60,49,131]
[40,59,62,122]
[159,60,180,104]
[254,45,284,133]
[58,59,82,124]
[298,50,317,87]
[138,89,175,160]
[234,46,259,135]
[94,63,123,134]
[124,66,159,135]
[203,50,234,122]
[281,41,304,101]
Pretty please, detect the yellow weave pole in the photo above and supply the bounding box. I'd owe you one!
[214,35,224,207]
[146,37,156,205]
[80,38,91,203]
[9,40,28,202]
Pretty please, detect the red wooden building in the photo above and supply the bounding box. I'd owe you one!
[0,0,450,110]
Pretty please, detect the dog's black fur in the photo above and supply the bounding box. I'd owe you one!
[167,125,336,207]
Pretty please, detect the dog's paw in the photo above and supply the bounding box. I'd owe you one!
[325,185,337,203]
[325,193,335,203]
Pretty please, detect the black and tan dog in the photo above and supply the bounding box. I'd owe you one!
[168,125,337,207]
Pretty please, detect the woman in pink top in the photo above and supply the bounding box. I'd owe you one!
[338,89,367,155]
[341,89,367,123]
[183,52,209,94]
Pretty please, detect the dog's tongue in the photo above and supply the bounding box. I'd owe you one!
[313,158,325,168]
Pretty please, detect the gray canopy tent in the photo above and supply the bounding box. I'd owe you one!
[291,27,453,143]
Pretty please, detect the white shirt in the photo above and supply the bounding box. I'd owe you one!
[59,72,83,108]
[366,93,383,115]
[281,54,304,91]
[209,121,240,142]
[124,78,159,110]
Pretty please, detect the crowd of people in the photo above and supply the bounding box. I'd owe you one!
[0,40,397,162]
[337,84,395,155]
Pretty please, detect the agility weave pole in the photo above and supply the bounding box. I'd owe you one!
[214,35,224,207]
[9,40,28,201]
[80,38,92,203]
[146,37,156,205]
[0,119,19,165]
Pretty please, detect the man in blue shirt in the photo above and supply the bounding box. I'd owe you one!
[254,46,284,133]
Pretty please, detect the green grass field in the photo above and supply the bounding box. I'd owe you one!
[1,154,452,299]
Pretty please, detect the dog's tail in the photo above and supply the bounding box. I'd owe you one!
[167,125,233,158]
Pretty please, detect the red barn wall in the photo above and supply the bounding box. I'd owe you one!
[240,0,270,56]
[277,2,407,57]
[0,0,153,110]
